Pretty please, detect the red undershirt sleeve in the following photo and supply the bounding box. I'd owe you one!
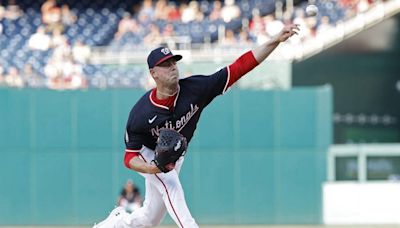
[226,51,259,89]
[124,149,140,168]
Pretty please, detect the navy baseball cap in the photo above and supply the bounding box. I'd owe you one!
[147,47,182,69]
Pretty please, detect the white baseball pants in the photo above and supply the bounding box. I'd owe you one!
[123,146,199,228]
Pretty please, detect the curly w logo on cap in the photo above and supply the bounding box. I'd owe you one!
[147,46,182,69]
[160,48,171,55]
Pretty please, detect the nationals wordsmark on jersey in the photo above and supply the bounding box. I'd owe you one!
[125,67,230,151]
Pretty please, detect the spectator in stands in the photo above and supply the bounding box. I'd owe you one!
[357,0,371,13]
[265,14,284,37]
[62,59,86,90]
[51,27,67,48]
[166,2,181,22]
[143,23,161,47]
[137,0,154,28]
[44,58,60,83]
[292,9,312,43]
[118,179,142,213]
[181,1,204,23]
[154,0,169,20]
[52,38,72,62]
[45,55,86,90]
[249,10,270,44]
[316,16,334,37]
[305,14,318,37]
[237,29,252,46]
[162,23,175,37]
[72,41,91,64]
[339,0,359,18]
[139,0,155,21]
[28,26,51,51]
[209,0,223,21]
[47,75,64,90]
[61,4,77,26]
[221,0,241,23]
[115,13,142,40]
[4,0,23,20]
[41,0,63,33]
[44,37,80,90]
[0,5,5,20]
[4,67,24,88]
[249,9,266,35]
[177,2,187,21]
[41,0,56,14]
[21,64,44,88]
[222,29,237,46]
[116,12,131,39]
[160,23,178,49]
[69,71,87,89]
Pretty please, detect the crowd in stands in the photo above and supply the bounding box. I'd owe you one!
[0,0,380,90]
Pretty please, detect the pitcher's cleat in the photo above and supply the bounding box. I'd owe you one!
[93,206,127,228]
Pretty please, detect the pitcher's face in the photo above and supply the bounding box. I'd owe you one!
[151,59,180,86]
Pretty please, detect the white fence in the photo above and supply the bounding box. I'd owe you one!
[324,144,400,224]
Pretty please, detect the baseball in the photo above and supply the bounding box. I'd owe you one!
[306,4,318,16]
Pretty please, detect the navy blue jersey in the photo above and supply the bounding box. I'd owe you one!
[125,67,230,151]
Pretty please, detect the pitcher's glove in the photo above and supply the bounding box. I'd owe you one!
[153,129,187,173]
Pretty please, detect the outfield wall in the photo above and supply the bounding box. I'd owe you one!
[0,86,332,225]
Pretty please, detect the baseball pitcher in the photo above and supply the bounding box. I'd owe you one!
[93,24,299,228]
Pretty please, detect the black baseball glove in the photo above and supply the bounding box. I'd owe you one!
[153,129,187,173]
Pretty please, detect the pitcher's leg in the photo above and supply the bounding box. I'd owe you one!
[152,170,199,228]
[125,179,167,227]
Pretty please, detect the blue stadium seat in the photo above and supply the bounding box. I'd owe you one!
[239,0,252,18]
[199,0,212,16]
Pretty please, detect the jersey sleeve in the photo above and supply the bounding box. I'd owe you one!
[124,127,142,168]
[201,67,230,104]
[124,128,143,151]
[199,51,259,105]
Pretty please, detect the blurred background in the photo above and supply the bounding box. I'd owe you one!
[0,0,399,226]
